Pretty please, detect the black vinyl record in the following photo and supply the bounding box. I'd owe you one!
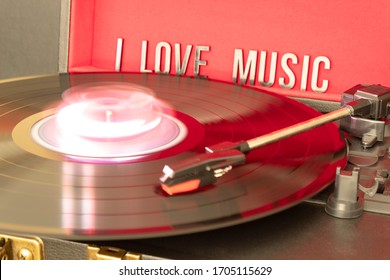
[0,73,346,240]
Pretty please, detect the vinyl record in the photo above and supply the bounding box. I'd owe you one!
[0,73,346,240]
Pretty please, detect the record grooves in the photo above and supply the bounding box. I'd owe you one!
[0,73,346,240]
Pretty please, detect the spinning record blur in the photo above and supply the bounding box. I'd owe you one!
[0,73,346,240]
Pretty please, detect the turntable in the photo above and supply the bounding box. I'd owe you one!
[1,73,390,260]
[1,0,390,260]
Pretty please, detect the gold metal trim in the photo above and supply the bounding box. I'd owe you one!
[0,234,44,260]
[88,245,141,260]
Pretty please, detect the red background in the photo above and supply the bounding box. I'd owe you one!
[68,0,390,101]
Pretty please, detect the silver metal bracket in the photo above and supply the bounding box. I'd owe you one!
[361,170,390,215]
[325,167,363,219]
[340,84,390,148]
[340,116,385,148]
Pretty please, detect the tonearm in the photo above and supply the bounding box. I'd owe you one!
[160,84,390,195]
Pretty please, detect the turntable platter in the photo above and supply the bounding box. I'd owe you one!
[0,73,346,240]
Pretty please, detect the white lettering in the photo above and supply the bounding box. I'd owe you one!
[140,40,152,73]
[231,49,330,93]
[175,44,192,75]
[311,56,330,92]
[232,49,257,85]
[259,51,277,87]
[155,42,171,74]
[300,55,310,91]
[279,53,298,89]
[115,38,123,72]
[194,46,210,78]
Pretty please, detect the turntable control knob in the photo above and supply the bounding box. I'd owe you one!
[325,167,363,219]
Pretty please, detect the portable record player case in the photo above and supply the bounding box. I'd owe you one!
[1,0,390,260]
